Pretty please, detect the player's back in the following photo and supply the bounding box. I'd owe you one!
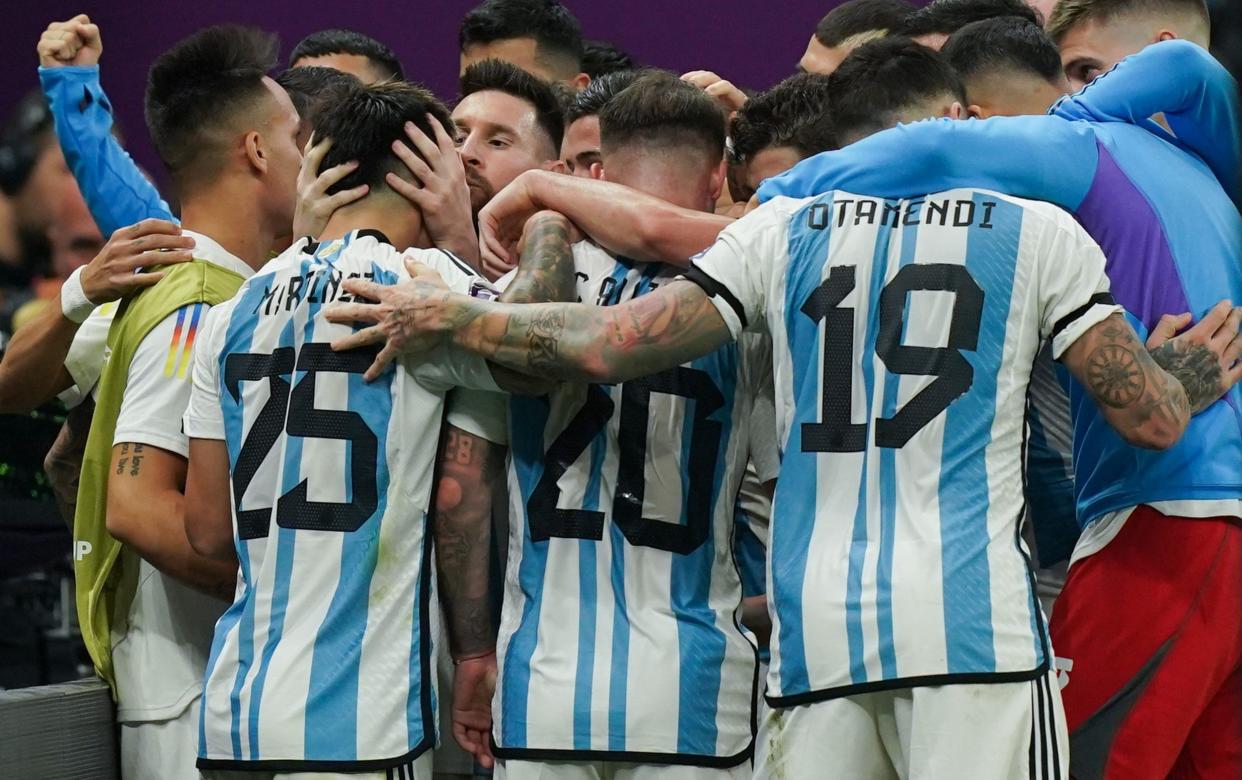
[195,230,495,769]
[689,188,1121,705]
[494,243,772,764]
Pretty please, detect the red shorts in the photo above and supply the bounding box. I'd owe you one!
[1049,506,1242,779]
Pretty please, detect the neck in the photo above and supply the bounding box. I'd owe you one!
[180,179,279,272]
[318,194,425,249]
[605,155,714,212]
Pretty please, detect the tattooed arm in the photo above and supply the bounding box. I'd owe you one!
[1060,305,1242,450]
[107,442,237,600]
[328,270,736,384]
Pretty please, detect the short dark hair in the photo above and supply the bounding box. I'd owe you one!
[731,73,836,164]
[829,37,966,141]
[564,69,644,125]
[459,0,584,75]
[289,29,404,81]
[145,25,280,187]
[901,0,1040,37]
[460,59,566,151]
[275,66,362,132]
[1047,0,1208,42]
[815,0,917,47]
[314,81,455,197]
[581,39,637,78]
[943,17,1065,84]
[599,72,725,161]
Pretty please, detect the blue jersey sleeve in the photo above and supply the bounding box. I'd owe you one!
[1053,40,1241,209]
[39,65,175,236]
[757,115,1099,211]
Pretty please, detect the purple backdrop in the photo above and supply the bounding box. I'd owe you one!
[0,0,844,194]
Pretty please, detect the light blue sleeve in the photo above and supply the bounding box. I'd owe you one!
[757,115,1099,212]
[1053,40,1241,209]
[38,65,175,236]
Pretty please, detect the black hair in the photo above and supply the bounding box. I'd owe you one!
[829,37,966,141]
[0,90,54,196]
[943,16,1065,84]
[275,66,363,133]
[315,81,455,197]
[144,25,280,186]
[459,58,566,151]
[599,72,725,160]
[289,29,404,81]
[901,0,1040,37]
[815,0,918,46]
[581,39,636,78]
[564,69,644,124]
[731,73,836,164]
[459,0,584,75]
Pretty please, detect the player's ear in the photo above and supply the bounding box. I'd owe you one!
[945,101,965,120]
[709,156,727,202]
[966,103,988,120]
[243,130,268,175]
[547,159,568,175]
[1155,29,1177,42]
[570,72,591,91]
[590,162,606,181]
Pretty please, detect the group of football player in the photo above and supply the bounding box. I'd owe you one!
[0,0,1238,778]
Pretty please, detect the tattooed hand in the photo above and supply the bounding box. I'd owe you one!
[324,261,474,381]
[1146,300,1242,414]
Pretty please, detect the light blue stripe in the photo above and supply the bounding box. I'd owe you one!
[938,194,1020,673]
[674,349,736,754]
[874,208,917,680]
[773,193,833,695]
[210,277,271,759]
[844,209,897,684]
[501,395,553,748]
[571,419,607,750]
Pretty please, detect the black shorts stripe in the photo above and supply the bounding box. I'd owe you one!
[1049,292,1116,346]
[683,265,749,329]
[1044,674,1062,780]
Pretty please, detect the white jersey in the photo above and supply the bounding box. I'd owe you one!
[686,191,1120,706]
[183,230,499,771]
[453,243,778,765]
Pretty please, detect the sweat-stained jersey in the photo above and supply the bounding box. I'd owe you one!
[183,230,499,772]
[685,190,1120,706]
[451,242,778,766]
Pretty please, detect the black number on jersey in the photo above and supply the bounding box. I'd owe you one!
[801,263,984,452]
[225,343,383,540]
[527,367,724,555]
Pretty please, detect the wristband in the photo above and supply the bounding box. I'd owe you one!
[60,266,96,324]
[453,649,496,665]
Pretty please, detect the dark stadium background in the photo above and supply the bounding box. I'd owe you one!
[0,0,844,195]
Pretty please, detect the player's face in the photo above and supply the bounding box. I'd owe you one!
[560,115,601,178]
[1058,18,1153,91]
[452,91,557,213]
[258,78,305,230]
[736,145,805,202]
[291,53,388,85]
[798,35,850,75]
[461,37,562,83]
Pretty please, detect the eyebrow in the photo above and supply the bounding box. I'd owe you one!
[460,118,519,138]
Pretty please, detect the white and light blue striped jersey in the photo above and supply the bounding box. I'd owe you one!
[685,190,1120,706]
[182,230,499,771]
[461,242,777,765]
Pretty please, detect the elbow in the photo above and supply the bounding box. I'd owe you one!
[105,506,138,547]
[1119,420,1185,451]
[185,513,233,561]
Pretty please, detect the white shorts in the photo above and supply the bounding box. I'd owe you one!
[496,759,751,780]
[120,696,200,780]
[755,670,1067,780]
[202,751,431,780]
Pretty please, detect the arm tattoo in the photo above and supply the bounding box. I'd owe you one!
[501,215,577,305]
[1082,320,1189,433]
[1149,338,1226,414]
[433,428,502,658]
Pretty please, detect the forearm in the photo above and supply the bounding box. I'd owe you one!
[526,171,729,266]
[500,213,577,304]
[450,280,730,384]
[434,427,502,658]
[0,298,76,412]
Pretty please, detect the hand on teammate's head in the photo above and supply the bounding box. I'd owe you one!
[292,134,368,239]
[80,219,195,304]
[37,14,102,69]
[681,70,749,114]
[383,117,478,264]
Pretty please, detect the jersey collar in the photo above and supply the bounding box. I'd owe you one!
[182,229,257,279]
